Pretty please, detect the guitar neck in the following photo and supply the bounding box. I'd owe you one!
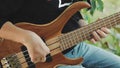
[59,12,120,51]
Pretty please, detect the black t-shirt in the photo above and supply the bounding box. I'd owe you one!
[0,0,85,33]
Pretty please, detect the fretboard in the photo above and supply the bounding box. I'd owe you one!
[59,12,120,51]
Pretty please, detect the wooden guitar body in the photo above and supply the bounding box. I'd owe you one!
[0,2,90,68]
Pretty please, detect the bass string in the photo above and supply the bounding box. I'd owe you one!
[1,11,120,67]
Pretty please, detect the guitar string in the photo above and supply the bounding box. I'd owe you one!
[21,13,120,63]
[60,15,120,51]
[2,21,120,68]
[1,17,120,68]
[17,12,120,62]
[1,12,120,67]
[2,12,119,67]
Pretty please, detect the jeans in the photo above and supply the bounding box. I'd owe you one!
[58,42,120,68]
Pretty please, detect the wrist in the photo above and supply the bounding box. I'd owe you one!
[0,21,29,44]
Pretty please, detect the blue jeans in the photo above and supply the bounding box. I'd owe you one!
[58,42,120,68]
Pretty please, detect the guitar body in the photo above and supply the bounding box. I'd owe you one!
[0,23,84,68]
[0,41,83,68]
[0,2,90,68]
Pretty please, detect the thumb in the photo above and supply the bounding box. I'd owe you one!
[78,19,88,27]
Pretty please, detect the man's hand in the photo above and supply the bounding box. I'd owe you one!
[0,22,50,63]
[22,30,50,63]
[91,27,110,43]
[78,19,110,43]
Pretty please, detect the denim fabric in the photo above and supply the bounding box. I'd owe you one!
[58,42,120,68]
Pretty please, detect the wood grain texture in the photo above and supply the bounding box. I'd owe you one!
[0,1,90,68]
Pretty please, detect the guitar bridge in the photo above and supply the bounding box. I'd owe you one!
[1,54,22,68]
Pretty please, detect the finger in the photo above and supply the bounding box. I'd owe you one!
[97,18,101,20]
[90,38,96,44]
[92,31,101,41]
[96,29,107,38]
[101,27,110,34]
[33,56,46,63]
[30,53,46,63]
[78,19,88,27]
[26,45,43,63]
[40,56,46,62]
[38,38,50,54]
[29,52,36,63]
[26,46,35,62]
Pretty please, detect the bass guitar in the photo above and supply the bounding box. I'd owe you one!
[0,1,120,68]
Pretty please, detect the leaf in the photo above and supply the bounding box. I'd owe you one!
[96,0,104,12]
[115,44,120,56]
[90,0,96,15]
[114,26,120,33]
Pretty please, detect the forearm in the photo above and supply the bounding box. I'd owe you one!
[0,22,50,62]
[0,21,27,43]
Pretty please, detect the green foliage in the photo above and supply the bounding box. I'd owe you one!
[86,26,120,56]
[90,0,96,15]
[82,0,104,23]
[96,0,104,12]
[82,0,120,56]
[83,0,104,15]
[111,26,120,55]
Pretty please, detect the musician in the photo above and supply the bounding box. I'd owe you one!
[0,0,120,68]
